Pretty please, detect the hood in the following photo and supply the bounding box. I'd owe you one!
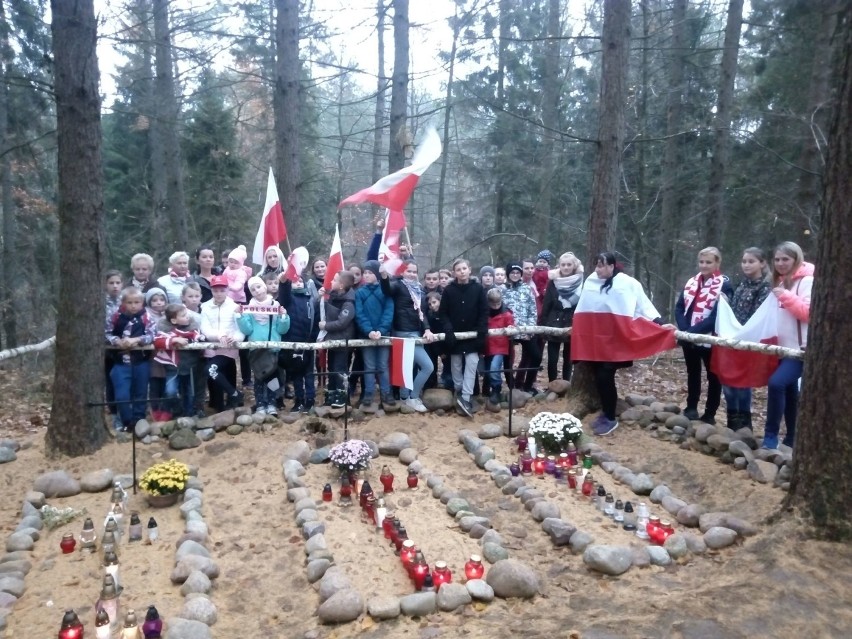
[157,315,201,333]
[793,262,815,279]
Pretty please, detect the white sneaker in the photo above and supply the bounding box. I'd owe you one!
[404,398,418,411]
[266,405,278,417]
[255,406,267,416]
[410,398,428,413]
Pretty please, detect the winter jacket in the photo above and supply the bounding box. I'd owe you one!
[278,280,318,343]
[380,276,430,334]
[438,280,488,355]
[319,288,356,342]
[502,281,538,338]
[224,265,251,303]
[237,298,290,344]
[355,282,394,337]
[486,305,514,356]
[108,309,155,365]
[156,272,188,304]
[730,276,771,325]
[775,262,813,350]
[541,277,583,341]
[153,316,204,371]
[532,267,549,316]
[104,294,121,343]
[199,297,245,359]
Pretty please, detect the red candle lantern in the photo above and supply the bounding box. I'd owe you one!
[464,554,485,581]
[400,539,417,570]
[515,429,528,453]
[567,469,577,490]
[363,494,377,525]
[411,557,430,590]
[406,469,419,489]
[656,520,675,545]
[359,480,373,508]
[431,560,452,588]
[558,452,569,469]
[533,453,546,476]
[379,465,395,493]
[567,442,579,467]
[382,513,395,539]
[581,473,595,497]
[394,527,409,553]
[60,533,77,554]
[58,610,84,639]
[339,477,353,507]
[520,452,533,475]
[322,484,333,502]
[646,516,662,544]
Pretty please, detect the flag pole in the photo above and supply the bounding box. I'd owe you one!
[404,225,414,260]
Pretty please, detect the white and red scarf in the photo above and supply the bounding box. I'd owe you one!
[682,271,724,326]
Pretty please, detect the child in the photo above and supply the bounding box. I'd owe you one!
[262,271,280,298]
[107,287,155,431]
[533,250,554,316]
[200,274,246,410]
[493,267,507,290]
[438,269,452,290]
[354,260,394,409]
[154,304,205,418]
[278,274,319,412]
[479,266,495,291]
[423,269,442,294]
[224,245,250,304]
[181,282,203,316]
[104,270,124,430]
[237,276,290,416]
[425,291,453,391]
[144,287,169,420]
[181,282,207,414]
[484,288,514,405]
[317,270,356,408]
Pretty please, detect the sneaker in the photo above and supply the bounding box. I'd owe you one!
[226,390,245,409]
[761,434,779,450]
[683,408,700,421]
[290,403,304,413]
[456,396,473,418]
[381,394,397,407]
[111,414,123,430]
[593,417,619,436]
[331,392,346,409]
[360,399,373,409]
[488,391,501,405]
[528,387,541,397]
[410,398,428,413]
[255,406,267,416]
[266,404,278,417]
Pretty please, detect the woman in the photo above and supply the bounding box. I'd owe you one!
[541,252,584,382]
[762,241,812,450]
[722,247,771,431]
[380,260,436,412]
[259,246,286,279]
[156,251,191,304]
[189,245,221,303]
[503,261,542,394]
[572,253,675,436]
[675,247,733,424]
[311,258,327,290]
[129,253,155,291]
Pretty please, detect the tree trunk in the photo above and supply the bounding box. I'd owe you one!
[538,0,561,244]
[275,0,301,242]
[372,0,386,185]
[435,6,460,268]
[784,3,852,542]
[47,0,108,456]
[152,0,188,253]
[706,0,743,248]
[494,0,510,239]
[568,0,631,418]
[654,0,687,314]
[388,0,409,173]
[0,2,16,349]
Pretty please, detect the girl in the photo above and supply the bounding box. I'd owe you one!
[224,245,251,304]
[317,271,357,408]
[541,252,584,382]
[723,248,771,430]
[503,262,542,395]
[354,261,395,409]
[200,275,246,410]
[762,242,813,449]
[144,287,169,420]
[675,247,733,424]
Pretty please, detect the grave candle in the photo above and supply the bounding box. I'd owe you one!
[596,485,607,511]
[558,452,569,469]
[567,469,577,490]
[60,533,76,554]
[389,519,402,548]
[119,609,143,639]
[322,484,333,502]
[382,513,395,539]
[510,462,521,477]
[364,495,377,525]
[394,527,409,553]
[375,500,387,532]
[554,466,565,484]
[582,473,595,497]
[95,609,111,639]
[354,471,365,497]
[635,502,650,539]
[604,494,615,517]
[146,517,159,542]
[96,575,120,633]
[101,531,117,558]
[107,504,124,540]
[104,517,119,544]
[567,442,578,467]
[544,456,557,475]
[380,465,395,493]
[57,609,84,639]
[431,561,452,588]
[80,517,97,553]
[407,469,419,489]
[104,550,121,590]
[142,605,163,638]
[520,451,533,475]
[128,512,142,542]
[646,516,662,544]
[421,574,436,592]
[400,540,417,570]
[515,429,528,453]
[582,454,593,470]
[533,453,546,476]
[359,480,373,508]
[614,500,625,523]
[411,557,430,590]
[528,436,538,458]
[464,554,485,581]
[623,501,637,531]
[339,477,353,507]
[656,520,675,545]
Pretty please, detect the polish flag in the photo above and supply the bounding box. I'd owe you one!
[253,168,288,266]
[571,272,676,362]
[391,337,416,389]
[339,128,442,211]
[283,247,309,283]
[710,296,780,387]
[380,256,407,277]
[322,225,344,291]
[379,208,406,262]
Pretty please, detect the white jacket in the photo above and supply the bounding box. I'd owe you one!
[200,297,245,359]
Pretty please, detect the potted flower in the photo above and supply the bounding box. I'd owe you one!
[139,459,190,507]
[328,439,373,484]
[527,411,583,456]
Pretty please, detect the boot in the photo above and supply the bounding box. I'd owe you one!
[727,411,741,431]
[741,412,753,431]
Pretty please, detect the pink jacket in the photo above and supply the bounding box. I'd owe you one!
[775,262,813,349]
[224,265,252,303]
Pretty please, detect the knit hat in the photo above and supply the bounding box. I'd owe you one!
[536,250,554,265]
[362,260,381,278]
[479,265,495,279]
[228,244,247,265]
[209,274,228,288]
[247,276,266,291]
[145,287,167,305]
[506,262,523,274]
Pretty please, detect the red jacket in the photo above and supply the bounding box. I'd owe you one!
[153,319,204,368]
[532,268,549,317]
[486,306,514,356]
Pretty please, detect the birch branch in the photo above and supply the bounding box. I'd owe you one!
[0,336,57,362]
[673,330,804,360]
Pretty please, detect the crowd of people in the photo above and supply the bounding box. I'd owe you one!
[104,224,812,451]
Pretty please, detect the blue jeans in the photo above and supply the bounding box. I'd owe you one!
[723,386,752,413]
[484,354,504,391]
[110,360,150,427]
[765,358,803,444]
[362,344,391,399]
[393,331,434,399]
[164,367,194,417]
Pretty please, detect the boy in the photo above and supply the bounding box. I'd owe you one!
[423,269,442,294]
[237,277,290,416]
[439,259,488,417]
[144,287,169,420]
[317,271,356,408]
[354,260,394,409]
[278,274,318,412]
[107,287,155,431]
[181,282,207,415]
[181,282,203,316]
[479,266,495,291]
[425,291,453,391]
[484,288,514,405]
[104,270,124,430]
[438,269,452,290]
[200,274,246,410]
[494,267,507,290]
[154,303,205,418]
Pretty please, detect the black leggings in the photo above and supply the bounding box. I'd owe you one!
[547,339,572,382]
[594,362,619,420]
[514,338,543,391]
[206,356,237,410]
[682,345,721,416]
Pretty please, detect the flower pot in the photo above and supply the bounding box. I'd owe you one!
[145,492,180,508]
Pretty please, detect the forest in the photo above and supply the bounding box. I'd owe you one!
[0,0,841,349]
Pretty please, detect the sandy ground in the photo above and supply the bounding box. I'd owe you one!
[1,356,851,639]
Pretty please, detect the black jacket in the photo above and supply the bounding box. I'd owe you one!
[380,276,429,334]
[438,280,488,354]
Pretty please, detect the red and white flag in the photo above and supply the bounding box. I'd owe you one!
[322,225,344,291]
[339,128,442,211]
[252,168,288,266]
[391,337,416,389]
[571,273,676,362]
[710,296,779,387]
[284,247,309,283]
[379,208,406,262]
